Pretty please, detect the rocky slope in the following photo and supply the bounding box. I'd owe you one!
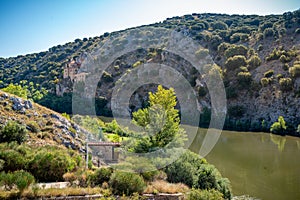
[0,90,88,151]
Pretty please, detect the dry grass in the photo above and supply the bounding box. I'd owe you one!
[0,187,102,199]
[0,90,85,149]
[144,180,189,194]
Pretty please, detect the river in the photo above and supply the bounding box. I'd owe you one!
[189,128,300,200]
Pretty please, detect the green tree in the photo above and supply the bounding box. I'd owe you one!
[0,121,27,144]
[270,116,287,135]
[2,83,28,99]
[131,85,186,153]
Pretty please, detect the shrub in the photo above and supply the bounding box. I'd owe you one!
[164,151,205,187]
[289,64,300,78]
[279,55,290,63]
[195,48,209,59]
[237,72,252,86]
[263,28,275,38]
[217,42,230,54]
[198,86,207,97]
[102,71,113,82]
[89,167,113,187]
[279,78,293,91]
[0,170,34,194]
[132,61,143,68]
[211,21,228,30]
[29,149,77,182]
[270,116,287,135]
[260,77,270,87]
[264,70,274,78]
[164,150,232,199]
[230,33,249,43]
[14,170,35,194]
[187,188,223,200]
[257,44,263,51]
[225,55,247,70]
[0,121,27,144]
[224,45,248,58]
[248,55,261,69]
[109,171,146,195]
[0,171,15,190]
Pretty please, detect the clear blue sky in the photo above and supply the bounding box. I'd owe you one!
[0,0,299,58]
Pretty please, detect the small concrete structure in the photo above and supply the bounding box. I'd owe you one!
[86,142,121,167]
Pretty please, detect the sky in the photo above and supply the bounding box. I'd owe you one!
[0,0,299,58]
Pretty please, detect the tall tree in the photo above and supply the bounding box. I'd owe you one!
[131,85,186,153]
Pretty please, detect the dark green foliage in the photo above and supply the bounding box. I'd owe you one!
[263,28,275,38]
[228,105,245,118]
[226,86,238,99]
[279,78,293,91]
[37,93,72,114]
[248,55,261,69]
[224,45,248,58]
[164,150,232,199]
[225,55,247,70]
[211,21,228,30]
[237,71,252,88]
[29,148,77,182]
[102,71,113,82]
[109,171,146,195]
[89,167,113,187]
[0,121,27,144]
[198,86,207,97]
[199,107,211,127]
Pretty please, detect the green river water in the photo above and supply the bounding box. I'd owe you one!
[189,128,300,200]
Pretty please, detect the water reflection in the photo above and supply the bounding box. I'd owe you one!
[189,128,300,200]
[270,134,286,152]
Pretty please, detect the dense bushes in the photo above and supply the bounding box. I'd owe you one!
[89,167,113,187]
[279,78,293,91]
[29,149,77,182]
[225,55,247,70]
[109,171,146,195]
[0,170,35,194]
[289,64,300,78]
[247,55,261,69]
[224,45,248,58]
[164,150,232,199]
[0,120,27,144]
[237,71,252,86]
[0,143,82,182]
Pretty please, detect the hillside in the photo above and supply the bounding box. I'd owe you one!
[0,90,87,151]
[0,10,300,135]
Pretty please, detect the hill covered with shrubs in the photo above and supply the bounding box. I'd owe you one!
[0,10,300,135]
